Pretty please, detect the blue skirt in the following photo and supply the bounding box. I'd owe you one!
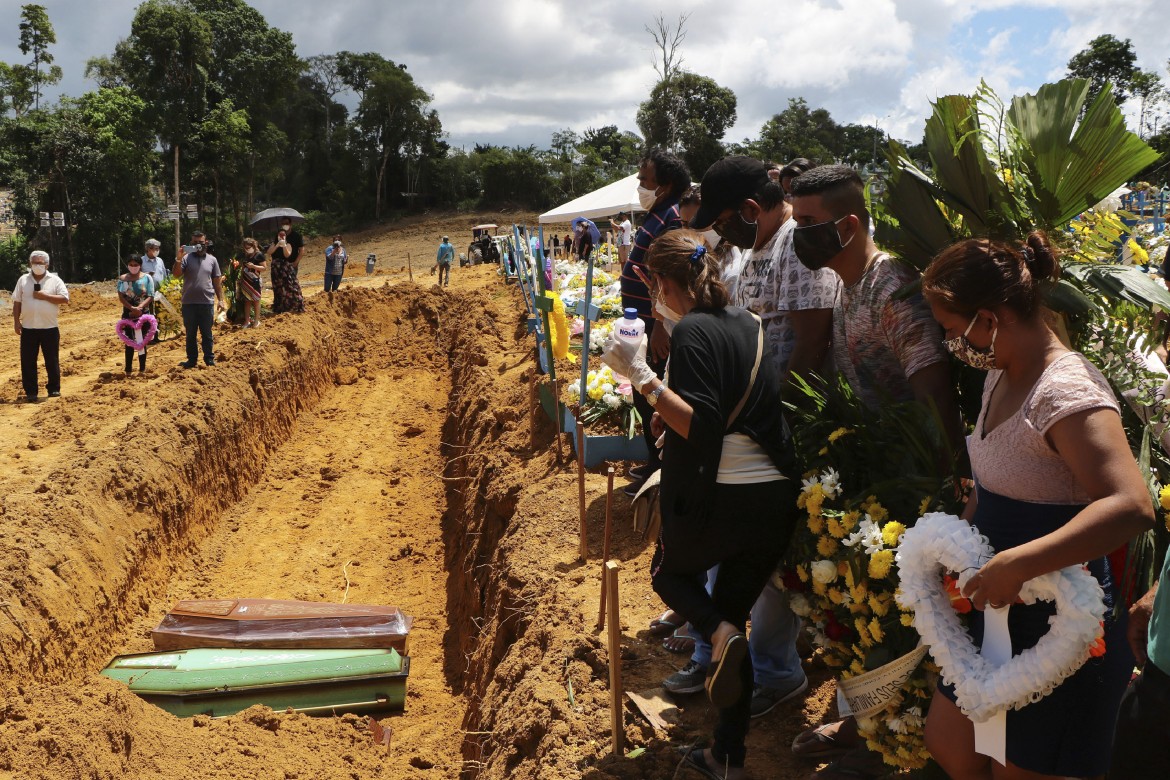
[938,486,1133,775]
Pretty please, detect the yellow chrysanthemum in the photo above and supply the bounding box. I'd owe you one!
[918,496,932,516]
[828,427,854,443]
[850,659,865,675]
[868,549,895,579]
[818,535,838,557]
[1159,484,1170,511]
[807,515,825,535]
[806,493,825,519]
[828,587,845,605]
[827,517,847,539]
[796,564,809,582]
[813,580,827,596]
[869,618,884,643]
[855,618,873,648]
[818,446,829,456]
[842,510,860,531]
[881,521,906,548]
[900,612,915,627]
[868,594,890,617]
[867,502,889,523]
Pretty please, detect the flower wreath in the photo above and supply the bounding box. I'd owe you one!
[116,314,159,354]
[895,512,1106,723]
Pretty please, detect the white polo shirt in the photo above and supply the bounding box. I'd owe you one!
[12,271,70,329]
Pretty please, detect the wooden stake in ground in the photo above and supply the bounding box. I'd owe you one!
[551,378,563,463]
[605,560,625,755]
[576,425,588,562]
[598,467,615,630]
[407,252,413,282]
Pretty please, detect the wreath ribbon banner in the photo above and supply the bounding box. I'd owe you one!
[895,513,1106,724]
[836,645,928,719]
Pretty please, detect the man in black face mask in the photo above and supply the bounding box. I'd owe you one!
[680,156,837,722]
[787,164,962,780]
[691,156,837,388]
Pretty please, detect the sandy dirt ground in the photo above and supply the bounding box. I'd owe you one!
[0,212,838,780]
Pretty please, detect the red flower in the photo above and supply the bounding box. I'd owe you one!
[780,568,807,592]
[943,575,973,615]
[1088,622,1106,658]
[824,612,852,642]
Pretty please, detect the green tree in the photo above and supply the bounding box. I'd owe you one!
[1066,34,1139,107]
[0,61,33,116]
[754,98,842,164]
[1132,70,1168,139]
[111,0,212,253]
[17,4,62,112]
[637,70,736,176]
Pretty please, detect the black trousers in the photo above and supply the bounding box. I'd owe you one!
[1110,660,1170,779]
[631,317,666,470]
[651,478,799,766]
[20,327,60,398]
[182,303,215,365]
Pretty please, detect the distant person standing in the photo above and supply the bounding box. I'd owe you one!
[435,235,454,287]
[551,233,560,259]
[12,250,69,401]
[577,225,594,262]
[267,225,304,313]
[117,254,155,374]
[279,216,304,275]
[173,230,225,369]
[611,210,633,265]
[140,238,168,292]
[324,235,347,292]
[238,238,266,329]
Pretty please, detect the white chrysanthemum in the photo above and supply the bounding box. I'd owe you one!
[820,468,842,499]
[844,517,885,554]
[601,382,614,394]
[789,593,812,617]
[811,560,838,584]
[603,393,622,409]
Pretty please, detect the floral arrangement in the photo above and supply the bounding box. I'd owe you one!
[563,366,639,436]
[594,242,620,266]
[115,314,158,352]
[782,376,966,768]
[154,277,184,338]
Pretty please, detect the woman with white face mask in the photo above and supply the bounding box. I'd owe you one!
[12,251,70,402]
[602,228,798,780]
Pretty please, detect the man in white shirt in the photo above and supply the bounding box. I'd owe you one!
[12,250,70,401]
[140,238,168,290]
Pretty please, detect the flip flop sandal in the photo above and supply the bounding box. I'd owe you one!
[663,627,696,654]
[705,632,747,708]
[648,610,683,637]
[791,721,854,760]
[677,747,739,780]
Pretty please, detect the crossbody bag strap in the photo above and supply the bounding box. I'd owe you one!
[726,311,764,431]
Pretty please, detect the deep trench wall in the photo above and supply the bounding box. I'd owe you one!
[0,285,448,683]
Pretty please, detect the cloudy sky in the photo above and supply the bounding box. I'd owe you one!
[2,0,1167,152]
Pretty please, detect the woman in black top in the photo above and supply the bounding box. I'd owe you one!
[602,229,798,779]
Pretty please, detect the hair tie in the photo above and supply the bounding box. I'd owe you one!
[689,244,706,265]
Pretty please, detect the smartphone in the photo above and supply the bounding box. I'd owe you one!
[33,283,41,292]
[183,245,196,253]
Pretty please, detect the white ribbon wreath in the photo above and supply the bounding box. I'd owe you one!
[895,513,1106,723]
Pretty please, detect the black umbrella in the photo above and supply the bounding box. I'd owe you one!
[250,207,305,235]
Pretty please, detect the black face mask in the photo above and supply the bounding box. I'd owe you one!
[715,210,758,250]
[793,216,852,270]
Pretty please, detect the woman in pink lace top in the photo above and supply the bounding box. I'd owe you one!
[919,232,1154,779]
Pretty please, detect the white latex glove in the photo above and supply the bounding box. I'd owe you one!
[600,331,656,392]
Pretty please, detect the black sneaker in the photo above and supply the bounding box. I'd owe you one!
[47,391,60,398]
[622,478,647,498]
[23,395,38,403]
[749,677,809,718]
[663,660,708,694]
[205,360,216,367]
[629,463,656,481]
[179,361,196,369]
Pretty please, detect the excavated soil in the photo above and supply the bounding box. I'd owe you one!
[0,214,832,780]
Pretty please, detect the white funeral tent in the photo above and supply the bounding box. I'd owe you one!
[538,173,642,224]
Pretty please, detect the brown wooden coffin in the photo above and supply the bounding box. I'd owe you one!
[152,599,412,652]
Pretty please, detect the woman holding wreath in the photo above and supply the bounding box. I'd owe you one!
[920,233,1153,779]
[601,229,799,779]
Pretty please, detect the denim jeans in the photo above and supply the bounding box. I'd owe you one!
[182,303,215,365]
[691,572,806,690]
[324,272,343,291]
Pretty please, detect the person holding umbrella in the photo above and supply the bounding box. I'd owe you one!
[266,223,304,314]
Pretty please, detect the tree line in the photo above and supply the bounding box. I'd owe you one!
[0,4,1166,286]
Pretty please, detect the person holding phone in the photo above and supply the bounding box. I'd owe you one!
[172,230,225,368]
[12,250,70,401]
[324,235,347,292]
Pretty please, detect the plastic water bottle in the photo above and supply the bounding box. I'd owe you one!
[612,308,645,384]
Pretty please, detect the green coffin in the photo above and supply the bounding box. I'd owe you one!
[100,647,409,718]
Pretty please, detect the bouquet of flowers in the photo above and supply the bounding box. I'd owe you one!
[782,376,966,768]
[563,366,640,436]
[154,276,184,338]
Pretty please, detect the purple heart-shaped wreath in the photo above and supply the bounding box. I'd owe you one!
[116,314,159,353]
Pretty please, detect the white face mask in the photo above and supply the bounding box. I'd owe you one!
[637,185,659,211]
[702,229,722,249]
[30,263,48,277]
[655,289,684,326]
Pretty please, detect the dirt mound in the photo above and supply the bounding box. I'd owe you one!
[0,210,833,779]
